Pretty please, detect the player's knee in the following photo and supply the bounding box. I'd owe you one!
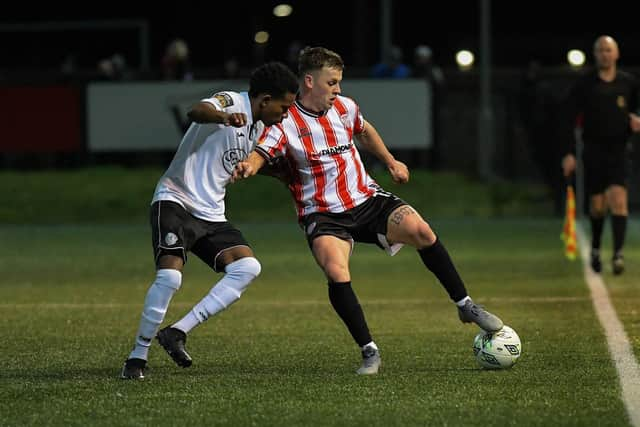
[226,257,262,281]
[215,257,261,302]
[414,222,436,246]
[417,222,436,245]
[155,268,182,291]
[323,261,350,282]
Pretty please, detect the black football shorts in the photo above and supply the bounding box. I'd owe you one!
[150,200,250,271]
[583,144,630,196]
[300,189,407,253]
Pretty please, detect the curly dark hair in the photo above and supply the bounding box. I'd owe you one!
[249,62,298,99]
[298,46,344,76]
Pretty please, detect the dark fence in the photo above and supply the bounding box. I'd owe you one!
[2,66,640,212]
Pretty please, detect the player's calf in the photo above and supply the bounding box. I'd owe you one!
[591,249,602,273]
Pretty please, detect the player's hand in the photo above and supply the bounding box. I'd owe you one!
[629,113,640,133]
[388,160,409,184]
[231,161,255,183]
[224,112,248,127]
[561,154,576,177]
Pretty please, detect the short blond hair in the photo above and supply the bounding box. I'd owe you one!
[298,46,344,76]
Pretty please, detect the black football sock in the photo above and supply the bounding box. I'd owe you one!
[590,215,605,250]
[418,238,468,302]
[611,214,627,254]
[327,281,372,347]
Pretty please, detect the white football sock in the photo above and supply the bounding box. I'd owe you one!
[362,341,378,351]
[172,257,261,334]
[455,296,471,307]
[128,269,182,360]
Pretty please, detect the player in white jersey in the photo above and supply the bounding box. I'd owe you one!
[121,62,298,379]
[235,47,503,375]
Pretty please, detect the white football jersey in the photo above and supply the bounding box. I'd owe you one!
[152,91,263,222]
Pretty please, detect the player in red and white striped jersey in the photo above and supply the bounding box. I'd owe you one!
[235,47,503,374]
[255,87,375,218]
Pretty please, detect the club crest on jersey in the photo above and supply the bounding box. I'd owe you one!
[339,113,350,128]
[222,148,247,174]
[298,127,311,138]
[165,232,178,246]
[213,93,234,108]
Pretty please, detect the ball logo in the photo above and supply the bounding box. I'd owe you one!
[165,232,178,246]
[504,344,520,355]
[223,148,247,174]
[480,353,500,366]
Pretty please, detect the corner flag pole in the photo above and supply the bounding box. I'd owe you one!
[561,122,585,261]
[561,177,577,260]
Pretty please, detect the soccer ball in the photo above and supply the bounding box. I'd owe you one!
[473,325,521,369]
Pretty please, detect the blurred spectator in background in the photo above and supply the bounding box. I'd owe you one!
[252,43,266,69]
[371,45,410,78]
[162,38,193,81]
[518,60,563,215]
[223,57,240,79]
[286,40,304,72]
[412,45,445,169]
[561,35,640,275]
[60,54,77,78]
[96,53,131,81]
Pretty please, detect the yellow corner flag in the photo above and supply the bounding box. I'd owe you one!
[561,185,577,260]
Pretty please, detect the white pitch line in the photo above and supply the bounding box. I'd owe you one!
[577,223,640,427]
[0,296,590,310]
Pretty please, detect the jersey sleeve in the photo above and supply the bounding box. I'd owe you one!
[255,123,287,161]
[201,91,241,113]
[339,96,365,134]
[353,103,365,134]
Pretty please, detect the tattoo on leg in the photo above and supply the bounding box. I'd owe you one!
[390,206,415,225]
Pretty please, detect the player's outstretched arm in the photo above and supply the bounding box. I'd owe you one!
[232,151,266,183]
[187,102,247,127]
[355,120,409,184]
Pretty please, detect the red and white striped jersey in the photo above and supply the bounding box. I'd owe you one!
[256,95,376,218]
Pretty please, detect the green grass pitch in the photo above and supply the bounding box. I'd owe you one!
[1,218,638,426]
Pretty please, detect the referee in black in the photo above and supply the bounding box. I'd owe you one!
[562,35,640,274]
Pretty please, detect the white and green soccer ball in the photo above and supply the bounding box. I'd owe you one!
[473,325,522,369]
